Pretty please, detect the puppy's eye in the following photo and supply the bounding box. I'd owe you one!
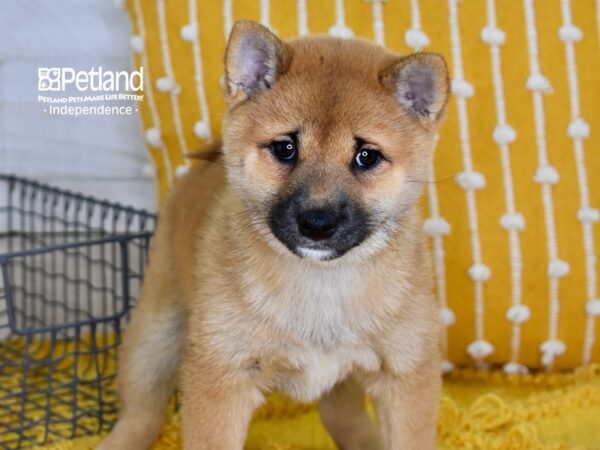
[270,139,297,163]
[353,147,382,170]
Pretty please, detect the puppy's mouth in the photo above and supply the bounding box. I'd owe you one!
[267,190,370,262]
[295,246,338,262]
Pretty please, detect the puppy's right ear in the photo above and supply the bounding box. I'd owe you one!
[224,20,291,107]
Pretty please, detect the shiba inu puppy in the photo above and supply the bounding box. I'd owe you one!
[98,20,449,450]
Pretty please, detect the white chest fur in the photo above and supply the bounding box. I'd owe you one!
[244,259,374,349]
[240,260,382,401]
[273,344,380,402]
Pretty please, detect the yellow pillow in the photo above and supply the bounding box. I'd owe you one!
[125,0,600,371]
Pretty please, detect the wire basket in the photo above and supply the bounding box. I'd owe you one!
[0,175,156,449]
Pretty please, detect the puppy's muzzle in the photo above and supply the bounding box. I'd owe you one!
[268,188,370,260]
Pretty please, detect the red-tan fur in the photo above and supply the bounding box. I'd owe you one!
[98,20,449,450]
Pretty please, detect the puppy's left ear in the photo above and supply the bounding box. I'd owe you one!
[380,52,450,128]
[224,20,291,107]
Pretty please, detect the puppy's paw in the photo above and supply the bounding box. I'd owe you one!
[95,420,159,450]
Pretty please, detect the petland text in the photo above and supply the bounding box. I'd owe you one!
[38,67,143,92]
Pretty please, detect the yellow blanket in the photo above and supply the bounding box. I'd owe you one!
[34,365,600,450]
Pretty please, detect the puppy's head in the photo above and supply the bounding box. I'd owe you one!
[222,20,450,262]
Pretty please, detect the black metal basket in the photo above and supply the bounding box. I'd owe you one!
[0,175,156,449]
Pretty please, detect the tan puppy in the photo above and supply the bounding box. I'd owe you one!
[98,20,449,450]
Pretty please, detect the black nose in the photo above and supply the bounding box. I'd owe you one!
[297,209,341,241]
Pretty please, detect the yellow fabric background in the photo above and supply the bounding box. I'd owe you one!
[5,336,596,449]
[126,0,600,370]
[35,365,600,450]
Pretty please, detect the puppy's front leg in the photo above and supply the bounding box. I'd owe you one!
[320,376,382,450]
[365,363,440,450]
[181,358,263,450]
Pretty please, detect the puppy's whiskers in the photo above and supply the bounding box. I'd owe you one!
[406,174,457,184]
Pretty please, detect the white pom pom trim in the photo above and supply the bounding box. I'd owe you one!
[451,79,474,98]
[404,29,430,49]
[577,207,600,223]
[145,128,162,148]
[467,340,494,359]
[441,360,455,374]
[156,77,180,94]
[503,362,529,374]
[540,338,566,356]
[541,352,554,366]
[548,259,570,278]
[440,307,456,326]
[175,165,190,178]
[500,212,525,231]
[456,171,486,190]
[328,25,353,39]
[194,121,211,139]
[130,35,144,54]
[180,23,197,42]
[480,26,506,45]
[493,124,517,145]
[534,165,559,185]
[506,304,530,323]
[526,73,552,93]
[423,217,451,236]
[540,339,566,367]
[567,118,590,139]
[585,299,600,317]
[469,263,491,282]
[559,24,583,42]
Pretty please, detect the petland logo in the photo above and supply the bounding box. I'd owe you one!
[38,67,144,116]
[38,67,144,92]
